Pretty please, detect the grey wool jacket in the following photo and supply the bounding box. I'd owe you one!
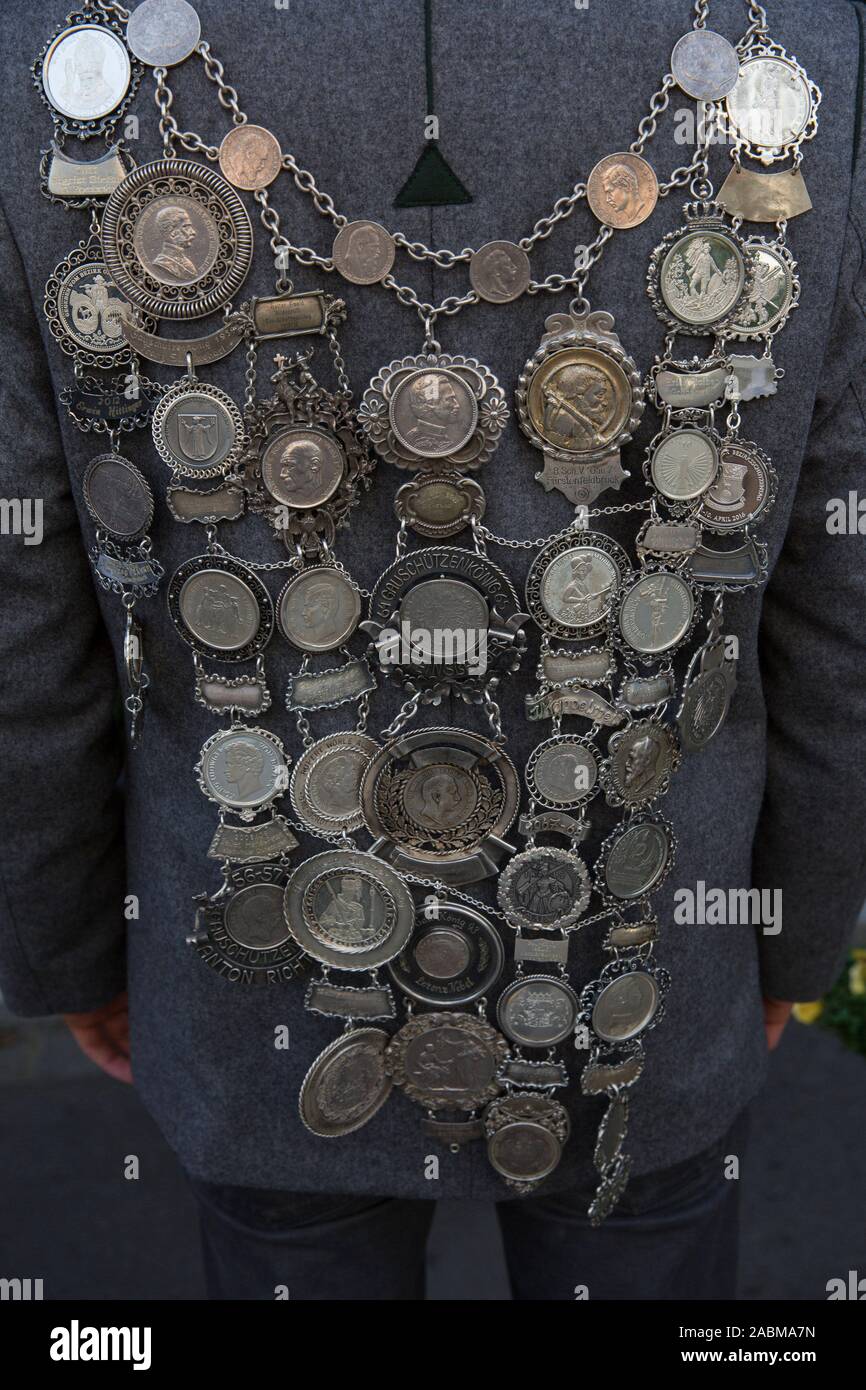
[1,0,865,1200]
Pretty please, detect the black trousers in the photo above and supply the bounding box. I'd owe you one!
[190,1112,746,1301]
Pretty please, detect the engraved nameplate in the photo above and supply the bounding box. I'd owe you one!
[208,816,299,863]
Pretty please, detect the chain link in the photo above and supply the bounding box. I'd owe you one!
[197,41,248,125]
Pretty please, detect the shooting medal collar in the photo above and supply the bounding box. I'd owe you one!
[34,0,820,1221]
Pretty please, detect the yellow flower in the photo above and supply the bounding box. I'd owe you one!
[848,960,866,997]
[793,1001,823,1024]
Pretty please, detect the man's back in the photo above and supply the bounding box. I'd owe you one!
[1,0,864,1204]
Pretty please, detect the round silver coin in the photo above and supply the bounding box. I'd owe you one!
[299,1028,392,1139]
[399,577,489,637]
[603,820,671,899]
[726,56,812,150]
[198,728,287,813]
[526,736,598,810]
[660,230,746,328]
[153,384,243,477]
[696,441,773,531]
[42,23,132,122]
[332,220,395,285]
[650,429,718,501]
[290,733,378,835]
[619,573,694,654]
[177,568,263,652]
[223,882,291,951]
[497,975,579,1049]
[592,972,660,1043]
[285,850,415,971]
[388,904,504,1007]
[277,566,361,653]
[679,667,731,751]
[54,262,127,355]
[389,368,479,460]
[469,240,531,303]
[126,0,201,67]
[261,427,346,509]
[498,847,591,932]
[671,29,740,101]
[386,1013,507,1111]
[541,546,620,631]
[604,722,679,806]
[82,454,153,539]
[488,1121,563,1183]
[731,243,796,338]
[133,192,221,288]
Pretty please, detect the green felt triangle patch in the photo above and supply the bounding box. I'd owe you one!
[394,142,473,208]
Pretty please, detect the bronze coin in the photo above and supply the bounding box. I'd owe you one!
[587,153,659,230]
[219,124,282,190]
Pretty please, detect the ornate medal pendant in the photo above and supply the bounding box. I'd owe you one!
[594,814,676,903]
[360,352,508,530]
[45,232,154,369]
[388,902,504,1008]
[725,40,820,167]
[497,820,591,934]
[526,531,631,642]
[484,1093,571,1192]
[385,1012,509,1112]
[299,1028,393,1139]
[196,723,290,821]
[516,308,644,506]
[362,545,528,700]
[616,566,700,663]
[189,861,307,987]
[244,349,375,558]
[360,727,520,884]
[168,552,274,662]
[647,202,755,337]
[82,448,161,742]
[284,849,415,972]
[153,373,245,480]
[599,717,681,807]
[101,159,254,320]
[290,732,379,836]
[33,10,141,141]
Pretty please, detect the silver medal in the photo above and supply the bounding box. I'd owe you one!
[618,570,696,656]
[648,204,753,335]
[196,726,289,817]
[497,846,591,932]
[525,735,599,810]
[284,849,415,971]
[277,566,362,652]
[469,240,531,303]
[83,454,154,540]
[385,1012,508,1112]
[484,1093,570,1185]
[299,1028,393,1138]
[597,815,674,900]
[126,0,201,67]
[670,29,740,101]
[361,728,520,885]
[526,532,631,640]
[101,160,253,320]
[601,720,681,807]
[591,971,661,1043]
[169,555,273,661]
[496,975,579,1048]
[332,220,395,285]
[388,903,504,1008]
[153,381,244,478]
[290,732,378,834]
[649,428,719,502]
[360,354,507,472]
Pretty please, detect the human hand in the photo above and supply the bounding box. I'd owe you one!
[762,996,794,1051]
[62,990,133,1084]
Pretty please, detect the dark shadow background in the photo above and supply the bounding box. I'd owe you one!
[1,1011,863,1300]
